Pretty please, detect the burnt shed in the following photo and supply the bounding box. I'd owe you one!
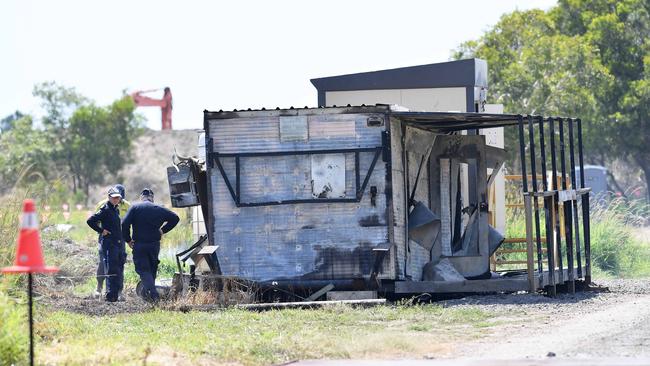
[202,105,526,289]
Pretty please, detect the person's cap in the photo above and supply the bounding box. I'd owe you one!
[108,186,122,198]
[115,184,125,199]
[141,188,154,197]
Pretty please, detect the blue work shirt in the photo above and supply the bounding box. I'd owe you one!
[121,201,180,244]
[87,202,123,244]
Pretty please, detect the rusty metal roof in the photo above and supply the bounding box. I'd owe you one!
[204,105,572,131]
[394,111,523,131]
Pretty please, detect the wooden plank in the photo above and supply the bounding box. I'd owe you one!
[326,291,378,301]
[496,260,529,265]
[304,284,335,302]
[523,194,537,293]
[504,174,544,180]
[497,248,547,254]
[237,299,386,311]
[506,204,525,208]
[504,237,546,244]
[394,277,529,294]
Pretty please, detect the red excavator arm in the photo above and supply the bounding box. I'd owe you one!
[131,87,173,130]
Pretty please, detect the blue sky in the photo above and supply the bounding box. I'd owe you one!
[1,0,557,130]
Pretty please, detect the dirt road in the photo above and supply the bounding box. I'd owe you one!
[450,279,650,359]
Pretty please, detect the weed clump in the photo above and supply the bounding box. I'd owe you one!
[0,289,27,366]
[589,197,650,277]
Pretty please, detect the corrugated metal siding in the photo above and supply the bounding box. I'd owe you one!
[211,114,380,154]
[208,112,392,282]
[389,118,407,280]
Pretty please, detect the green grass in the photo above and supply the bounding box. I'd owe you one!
[0,286,28,366]
[37,304,495,365]
[500,197,650,278]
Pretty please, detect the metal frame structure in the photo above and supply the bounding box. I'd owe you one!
[517,115,591,295]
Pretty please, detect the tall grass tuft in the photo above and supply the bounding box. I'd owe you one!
[0,288,27,365]
[589,197,650,277]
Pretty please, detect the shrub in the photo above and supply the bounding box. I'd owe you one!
[589,197,650,277]
[0,288,27,366]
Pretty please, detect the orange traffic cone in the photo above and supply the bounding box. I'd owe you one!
[2,199,58,274]
[2,199,58,366]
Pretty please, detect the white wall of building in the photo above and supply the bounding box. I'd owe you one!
[325,87,467,112]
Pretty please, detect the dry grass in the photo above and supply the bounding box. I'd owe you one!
[165,276,257,310]
[38,303,495,366]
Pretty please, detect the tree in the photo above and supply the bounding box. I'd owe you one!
[67,96,140,198]
[0,111,24,133]
[454,0,650,200]
[0,115,54,188]
[27,82,142,198]
[32,82,88,192]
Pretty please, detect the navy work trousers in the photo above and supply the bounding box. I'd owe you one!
[133,242,161,301]
[101,239,125,302]
[97,242,125,293]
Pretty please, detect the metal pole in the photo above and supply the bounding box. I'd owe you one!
[558,118,575,292]
[28,273,34,366]
[548,118,563,289]
[528,116,544,275]
[537,116,553,280]
[518,115,528,194]
[518,115,536,292]
[568,118,583,282]
[577,118,592,284]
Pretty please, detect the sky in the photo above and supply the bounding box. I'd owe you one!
[1,0,557,130]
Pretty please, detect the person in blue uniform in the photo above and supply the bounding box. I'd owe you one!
[93,184,131,299]
[87,186,125,302]
[122,188,179,302]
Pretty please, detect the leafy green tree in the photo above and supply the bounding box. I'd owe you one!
[32,82,88,192]
[0,115,54,187]
[454,0,650,200]
[0,111,24,133]
[67,96,140,198]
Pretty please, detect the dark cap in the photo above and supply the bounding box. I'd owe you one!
[108,186,122,198]
[141,188,154,197]
[114,184,125,199]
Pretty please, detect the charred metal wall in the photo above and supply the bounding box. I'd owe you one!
[389,121,437,281]
[206,109,394,282]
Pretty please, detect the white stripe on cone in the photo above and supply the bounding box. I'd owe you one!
[21,212,38,229]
